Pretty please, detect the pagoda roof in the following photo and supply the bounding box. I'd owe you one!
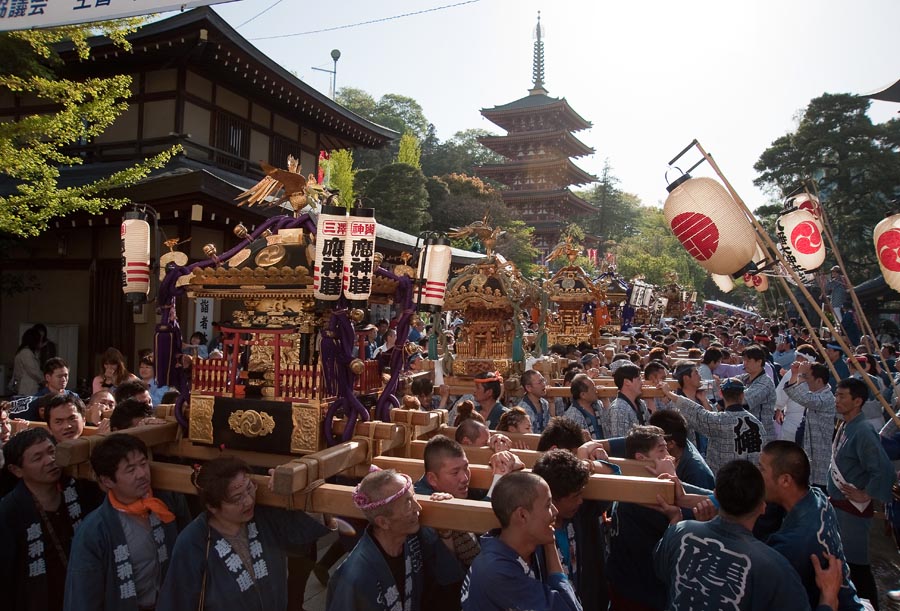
[57,7,397,150]
[501,188,596,213]
[475,157,597,187]
[478,129,594,159]
[863,77,900,103]
[481,94,591,132]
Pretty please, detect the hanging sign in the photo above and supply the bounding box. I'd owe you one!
[313,206,347,301]
[0,1,236,32]
[342,208,377,301]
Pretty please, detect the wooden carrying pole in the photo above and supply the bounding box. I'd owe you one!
[690,141,900,428]
[372,456,674,504]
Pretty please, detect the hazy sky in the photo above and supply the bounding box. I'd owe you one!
[183,0,898,210]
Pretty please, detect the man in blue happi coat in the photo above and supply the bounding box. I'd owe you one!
[462,471,582,611]
[761,440,866,611]
[327,468,464,611]
[64,434,184,611]
[654,459,844,611]
[0,428,102,611]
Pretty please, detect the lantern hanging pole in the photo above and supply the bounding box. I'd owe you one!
[691,140,900,428]
[804,180,900,404]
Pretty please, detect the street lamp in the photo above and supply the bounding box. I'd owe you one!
[311,49,341,99]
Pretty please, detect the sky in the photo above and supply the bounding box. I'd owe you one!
[173,0,897,210]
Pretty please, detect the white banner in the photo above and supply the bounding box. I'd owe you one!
[0,0,236,32]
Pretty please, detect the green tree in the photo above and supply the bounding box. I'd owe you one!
[576,159,642,248]
[0,20,179,237]
[373,93,430,141]
[421,128,504,177]
[753,93,900,282]
[360,163,430,234]
[496,220,541,278]
[428,173,511,233]
[396,132,421,169]
[335,86,377,120]
[326,149,356,206]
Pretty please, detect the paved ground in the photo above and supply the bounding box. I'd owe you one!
[297,519,900,611]
[872,515,900,610]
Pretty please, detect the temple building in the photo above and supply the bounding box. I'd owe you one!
[475,13,598,257]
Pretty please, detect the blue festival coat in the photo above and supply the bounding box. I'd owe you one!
[63,495,181,611]
[461,531,582,611]
[157,506,329,611]
[326,526,464,611]
[0,476,102,611]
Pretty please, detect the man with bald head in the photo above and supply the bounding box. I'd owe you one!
[327,469,463,611]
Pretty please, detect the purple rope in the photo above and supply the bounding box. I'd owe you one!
[374,270,415,421]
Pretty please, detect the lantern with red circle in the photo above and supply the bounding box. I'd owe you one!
[785,192,824,228]
[776,209,825,274]
[121,210,151,303]
[664,175,756,275]
[874,214,900,292]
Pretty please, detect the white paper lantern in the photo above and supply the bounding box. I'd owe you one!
[711,274,734,293]
[313,205,347,301]
[874,214,900,292]
[742,271,769,292]
[416,238,452,308]
[342,207,377,301]
[776,209,825,273]
[121,214,150,303]
[664,176,756,275]
[785,193,824,228]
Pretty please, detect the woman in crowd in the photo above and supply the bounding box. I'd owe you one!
[91,347,137,394]
[496,406,533,434]
[138,354,171,406]
[11,327,42,396]
[158,456,329,610]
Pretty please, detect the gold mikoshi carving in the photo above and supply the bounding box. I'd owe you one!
[228,410,276,437]
[291,403,320,453]
[188,395,215,444]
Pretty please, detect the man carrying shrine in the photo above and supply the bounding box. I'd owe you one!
[658,377,768,474]
[64,434,182,610]
[326,468,464,611]
[448,372,507,429]
[654,459,843,611]
[0,428,102,611]
[461,471,582,611]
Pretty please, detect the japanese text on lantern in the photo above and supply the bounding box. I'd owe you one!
[343,219,376,299]
[314,217,347,300]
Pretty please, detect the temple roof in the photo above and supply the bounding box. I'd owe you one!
[478,128,594,159]
[500,188,596,213]
[57,7,397,150]
[475,157,597,187]
[481,95,592,132]
[863,78,900,103]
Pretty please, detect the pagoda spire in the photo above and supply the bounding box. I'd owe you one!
[529,11,548,96]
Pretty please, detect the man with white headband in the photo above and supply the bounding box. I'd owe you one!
[326,468,463,611]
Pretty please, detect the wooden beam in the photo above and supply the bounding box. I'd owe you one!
[272,440,369,496]
[55,422,180,467]
[148,462,500,532]
[407,440,654,478]
[545,385,666,399]
[154,439,301,468]
[390,408,444,429]
[372,456,673,504]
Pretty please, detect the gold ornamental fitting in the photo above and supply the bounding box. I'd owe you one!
[349,308,365,323]
[203,243,218,258]
[233,223,249,239]
[349,358,365,376]
[228,410,275,437]
[373,252,384,267]
[404,342,421,356]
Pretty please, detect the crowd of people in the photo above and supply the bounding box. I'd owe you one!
[2,310,900,610]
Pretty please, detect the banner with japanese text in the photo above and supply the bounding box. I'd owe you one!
[0,0,236,32]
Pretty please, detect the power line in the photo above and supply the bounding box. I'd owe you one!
[250,0,481,41]
[235,0,285,29]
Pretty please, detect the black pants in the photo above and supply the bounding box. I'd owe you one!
[848,562,880,611]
